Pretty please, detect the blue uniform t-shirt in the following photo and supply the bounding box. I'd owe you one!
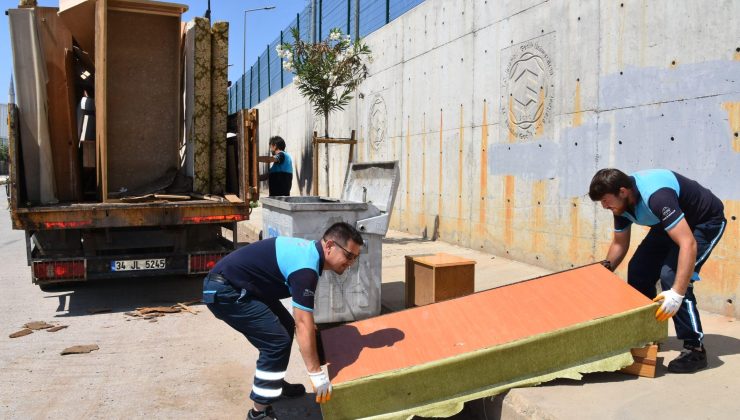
[614,169,724,232]
[210,237,323,311]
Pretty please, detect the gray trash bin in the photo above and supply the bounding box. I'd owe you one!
[261,161,400,323]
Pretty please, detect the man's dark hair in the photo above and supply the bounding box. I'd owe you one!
[588,168,632,201]
[323,222,364,247]
[269,136,286,151]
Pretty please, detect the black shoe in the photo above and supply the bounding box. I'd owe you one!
[281,380,306,398]
[667,346,708,373]
[248,406,278,420]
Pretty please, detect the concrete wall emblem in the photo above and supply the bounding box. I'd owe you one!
[368,95,388,150]
[502,41,555,139]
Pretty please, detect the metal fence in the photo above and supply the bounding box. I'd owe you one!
[228,0,426,114]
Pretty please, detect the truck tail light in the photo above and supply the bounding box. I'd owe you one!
[189,253,226,274]
[33,260,86,281]
[182,214,246,224]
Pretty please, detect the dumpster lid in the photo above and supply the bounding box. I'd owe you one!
[341,161,400,213]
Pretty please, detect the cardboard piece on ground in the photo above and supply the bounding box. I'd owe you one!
[9,329,33,338]
[47,325,69,333]
[61,344,99,355]
[320,264,667,420]
[24,321,54,330]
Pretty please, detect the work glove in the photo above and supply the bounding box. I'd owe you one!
[652,289,684,321]
[308,368,332,404]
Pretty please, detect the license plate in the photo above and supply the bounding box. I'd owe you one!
[111,258,166,271]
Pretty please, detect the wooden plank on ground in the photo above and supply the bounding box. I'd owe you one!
[620,344,658,378]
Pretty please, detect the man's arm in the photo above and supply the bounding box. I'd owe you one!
[604,229,631,271]
[257,156,276,163]
[664,218,697,295]
[293,307,321,373]
[294,307,332,403]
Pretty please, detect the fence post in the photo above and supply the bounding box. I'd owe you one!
[386,0,390,24]
[280,30,284,89]
[318,0,323,40]
[257,56,261,103]
[346,0,350,34]
[267,44,271,96]
[354,0,360,41]
[249,65,253,108]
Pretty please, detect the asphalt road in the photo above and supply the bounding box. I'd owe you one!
[0,189,321,419]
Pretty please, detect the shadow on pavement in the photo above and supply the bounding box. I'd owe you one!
[273,393,323,419]
[43,275,204,317]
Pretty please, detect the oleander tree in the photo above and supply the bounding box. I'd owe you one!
[277,27,372,138]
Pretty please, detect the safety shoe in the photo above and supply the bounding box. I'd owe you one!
[281,381,306,398]
[667,346,708,373]
[247,406,278,420]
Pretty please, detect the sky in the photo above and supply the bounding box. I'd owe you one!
[0,0,309,100]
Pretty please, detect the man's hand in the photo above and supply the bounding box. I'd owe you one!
[599,259,613,271]
[653,289,684,321]
[308,368,332,403]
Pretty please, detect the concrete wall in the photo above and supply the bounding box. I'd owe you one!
[255,0,740,317]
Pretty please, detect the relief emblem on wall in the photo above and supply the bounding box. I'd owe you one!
[368,94,388,151]
[501,39,555,140]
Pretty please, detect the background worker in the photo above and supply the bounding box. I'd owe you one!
[202,222,363,420]
[258,136,293,196]
[589,168,726,373]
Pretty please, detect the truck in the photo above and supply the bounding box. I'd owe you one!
[5,1,259,290]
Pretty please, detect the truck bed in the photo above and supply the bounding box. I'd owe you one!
[11,199,249,230]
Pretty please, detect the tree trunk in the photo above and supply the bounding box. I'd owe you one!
[323,113,330,196]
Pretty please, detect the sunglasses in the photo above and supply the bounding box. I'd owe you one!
[333,241,360,263]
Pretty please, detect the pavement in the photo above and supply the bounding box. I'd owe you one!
[1,194,738,419]
[243,205,740,419]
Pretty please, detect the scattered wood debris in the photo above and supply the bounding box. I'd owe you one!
[124,302,199,319]
[61,344,99,355]
[47,325,69,333]
[10,321,68,338]
[24,321,54,330]
[9,329,33,338]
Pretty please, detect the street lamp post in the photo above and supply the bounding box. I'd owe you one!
[243,6,275,109]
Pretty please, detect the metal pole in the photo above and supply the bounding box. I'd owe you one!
[318,0,323,40]
[266,44,271,96]
[280,30,284,89]
[386,0,390,24]
[346,0,350,34]
[257,55,261,103]
[310,0,316,43]
[354,0,360,41]
[249,65,253,108]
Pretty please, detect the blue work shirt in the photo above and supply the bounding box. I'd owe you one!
[210,237,324,312]
[614,169,724,232]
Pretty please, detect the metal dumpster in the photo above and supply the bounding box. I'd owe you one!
[261,161,400,323]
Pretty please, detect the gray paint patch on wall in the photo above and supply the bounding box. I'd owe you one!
[489,61,740,200]
[603,95,740,199]
[488,121,602,199]
[599,60,740,111]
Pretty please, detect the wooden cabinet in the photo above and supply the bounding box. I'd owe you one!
[405,253,475,307]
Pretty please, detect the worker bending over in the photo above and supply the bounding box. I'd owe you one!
[589,168,726,373]
[203,222,363,419]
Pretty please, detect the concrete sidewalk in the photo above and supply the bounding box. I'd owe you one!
[239,206,740,419]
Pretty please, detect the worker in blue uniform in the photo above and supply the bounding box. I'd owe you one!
[589,168,726,373]
[258,136,293,197]
[203,222,363,419]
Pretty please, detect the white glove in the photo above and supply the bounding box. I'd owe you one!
[652,289,684,321]
[308,368,332,404]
